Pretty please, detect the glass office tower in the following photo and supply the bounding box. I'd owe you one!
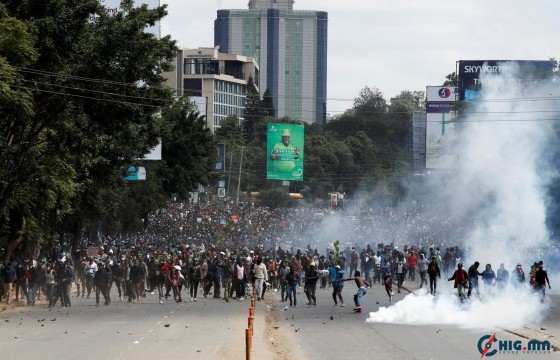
[215,0,327,126]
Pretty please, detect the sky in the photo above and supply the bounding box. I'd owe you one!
[159,0,560,115]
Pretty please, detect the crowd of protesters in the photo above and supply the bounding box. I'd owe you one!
[0,201,557,308]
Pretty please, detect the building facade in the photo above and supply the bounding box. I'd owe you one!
[214,0,327,126]
[165,47,259,133]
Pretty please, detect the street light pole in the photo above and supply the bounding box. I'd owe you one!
[236,146,244,204]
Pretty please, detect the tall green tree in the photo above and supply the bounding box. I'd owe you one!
[159,99,217,199]
[261,89,275,118]
[0,0,177,255]
[353,86,387,116]
[215,115,243,145]
[242,76,261,144]
[443,72,457,86]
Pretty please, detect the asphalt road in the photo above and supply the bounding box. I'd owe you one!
[0,279,558,360]
[263,278,559,360]
[0,288,270,360]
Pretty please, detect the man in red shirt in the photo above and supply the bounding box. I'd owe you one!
[407,252,418,282]
[448,262,468,302]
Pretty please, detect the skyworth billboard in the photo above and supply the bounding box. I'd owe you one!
[456,60,555,101]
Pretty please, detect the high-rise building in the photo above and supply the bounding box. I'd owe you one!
[214,0,327,126]
[165,47,259,133]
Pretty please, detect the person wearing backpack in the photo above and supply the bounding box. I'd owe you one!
[427,256,441,295]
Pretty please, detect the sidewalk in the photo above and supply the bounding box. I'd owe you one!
[504,293,560,351]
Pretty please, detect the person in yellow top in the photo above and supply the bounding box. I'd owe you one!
[270,129,300,173]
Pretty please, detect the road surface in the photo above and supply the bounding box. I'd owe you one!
[0,279,558,359]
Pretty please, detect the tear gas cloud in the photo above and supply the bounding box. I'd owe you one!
[450,63,556,265]
[366,63,560,329]
[366,287,546,330]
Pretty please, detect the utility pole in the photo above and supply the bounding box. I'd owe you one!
[236,146,245,204]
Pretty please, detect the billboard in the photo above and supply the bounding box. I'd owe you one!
[215,143,225,171]
[124,166,146,181]
[267,123,304,181]
[457,60,555,101]
[426,86,457,170]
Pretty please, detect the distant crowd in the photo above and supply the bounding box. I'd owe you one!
[0,201,557,308]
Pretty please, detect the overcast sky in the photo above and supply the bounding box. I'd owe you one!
[159,0,560,115]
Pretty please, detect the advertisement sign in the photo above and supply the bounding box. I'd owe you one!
[426,86,457,170]
[456,60,554,101]
[215,143,225,171]
[266,123,304,181]
[124,166,146,181]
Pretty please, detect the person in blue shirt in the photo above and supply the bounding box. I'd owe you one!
[332,265,346,307]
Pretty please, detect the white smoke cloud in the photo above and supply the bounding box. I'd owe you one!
[367,62,559,329]
[450,63,557,265]
[367,287,546,330]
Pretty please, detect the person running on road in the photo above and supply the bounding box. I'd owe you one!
[448,262,468,302]
[84,257,97,299]
[279,261,290,302]
[383,261,394,303]
[427,256,441,295]
[395,256,407,293]
[512,263,525,288]
[304,262,319,306]
[417,254,428,288]
[285,265,300,307]
[481,263,496,295]
[332,265,346,307]
[467,261,482,299]
[253,257,268,301]
[534,263,551,303]
[94,261,112,306]
[342,270,370,312]
[495,263,509,292]
[189,261,202,302]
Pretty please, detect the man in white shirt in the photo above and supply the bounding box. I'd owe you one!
[253,257,268,301]
[84,258,98,299]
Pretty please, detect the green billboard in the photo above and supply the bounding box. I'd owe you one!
[267,123,304,181]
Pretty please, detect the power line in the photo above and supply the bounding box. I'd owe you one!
[13,82,560,121]
[16,66,560,105]
[19,78,173,104]
[11,84,167,109]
